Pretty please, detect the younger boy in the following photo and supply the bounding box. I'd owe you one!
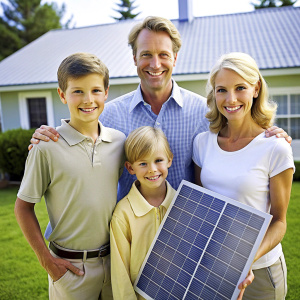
[15,53,125,300]
[110,126,176,300]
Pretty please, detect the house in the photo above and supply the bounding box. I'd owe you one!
[0,2,299,158]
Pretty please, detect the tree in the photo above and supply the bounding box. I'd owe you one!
[252,0,296,9]
[0,0,72,61]
[112,0,140,21]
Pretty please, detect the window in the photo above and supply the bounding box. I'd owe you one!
[18,92,54,129]
[270,89,300,140]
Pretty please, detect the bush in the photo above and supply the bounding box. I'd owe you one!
[294,161,300,181]
[0,128,35,181]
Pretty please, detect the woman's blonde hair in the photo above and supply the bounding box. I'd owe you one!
[206,52,277,133]
[125,126,173,164]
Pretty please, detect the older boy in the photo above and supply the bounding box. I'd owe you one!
[15,53,125,300]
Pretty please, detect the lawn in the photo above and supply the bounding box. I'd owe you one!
[0,183,299,299]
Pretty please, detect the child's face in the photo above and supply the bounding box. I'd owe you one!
[126,146,172,191]
[57,74,108,129]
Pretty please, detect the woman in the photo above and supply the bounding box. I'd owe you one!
[193,52,294,299]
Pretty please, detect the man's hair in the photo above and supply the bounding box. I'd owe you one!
[206,52,277,132]
[57,52,109,92]
[128,16,182,56]
[125,126,173,164]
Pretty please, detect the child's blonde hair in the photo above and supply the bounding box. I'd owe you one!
[125,126,173,163]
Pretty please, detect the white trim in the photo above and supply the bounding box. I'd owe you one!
[0,94,4,132]
[18,91,54,129]
[269,86,300,94]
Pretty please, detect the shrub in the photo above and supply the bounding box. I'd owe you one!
[0,128,35,181]
[294,161,300,181]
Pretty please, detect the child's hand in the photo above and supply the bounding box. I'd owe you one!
[45,256,84,281]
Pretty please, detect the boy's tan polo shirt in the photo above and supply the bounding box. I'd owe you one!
[17,119,125,251]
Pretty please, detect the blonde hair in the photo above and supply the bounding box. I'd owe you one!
[57,52,109,92]
[206,52,277,133]
[128,16,182,56]
[125,126,173,164]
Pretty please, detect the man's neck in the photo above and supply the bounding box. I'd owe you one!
[141,82,173,115]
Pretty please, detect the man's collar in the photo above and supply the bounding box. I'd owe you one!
[127,180,174,217]
[129,79,183,113]
[57,119,112,146]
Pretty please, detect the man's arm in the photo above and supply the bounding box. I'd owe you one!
[28,125,59,150]
[14,198,84,281]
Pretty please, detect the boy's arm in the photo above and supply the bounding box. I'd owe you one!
[110,215,138,300]
[14,198,84,281]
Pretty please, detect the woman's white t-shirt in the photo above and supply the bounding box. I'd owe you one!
[193,131,295,269]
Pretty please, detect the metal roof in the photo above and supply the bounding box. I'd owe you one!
[0,6,299,87]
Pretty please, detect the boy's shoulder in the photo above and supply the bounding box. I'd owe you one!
[100,123,126,143]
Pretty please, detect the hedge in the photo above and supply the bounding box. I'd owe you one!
[0,128,35,181]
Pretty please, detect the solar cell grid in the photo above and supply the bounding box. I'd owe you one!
[135,180,272,300]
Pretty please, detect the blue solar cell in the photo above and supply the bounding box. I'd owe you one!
[178,210,192,226]
[183,258,197,275]
[223,203,239,218]
[159,228,171,243]
[157,257,170,274]
[195,204,209,219]
[177,269,191,287]
[172,251,186,268]
[178,239,192,256]
[217,246,234,264]
[162,275,176,291]
[136,274,149,291]
[156,287,169,299]
[212,259,228,278]
[200,194,214,208]
[188,245,203,262]
[169,206,182,220]
[206,239,222,257]
[212,227,226,244]
[189,278,204,295]
[242,226,259,244]
[189,189,203,202]
[249,214,264,230]
[195,264,209,283]
[174,222,187,237]
[225,266,241,285]
[164,218,177,232]
[168,234,181,250]
[229,220,246,238]
[147,252,160,267]
[206,209,220,224]
[212,198,225,212]
[236,239,252,257]
[143,263,155,278]
[185,291,199,300]
[162,245,176,261]
[199,221,214,237]
[189,215,203,231]
[152,269,165,285]
[236,209,251,224]
[200,252,215,270]
[200,285,217,299]
[175,195,188,210]
[152,240,166,256]
[218,215,233,231]
[184,199,198,214]
[223,234,240,251]
[179,185,192,198]
[219,280,235,299]
[194,232,208,249]
[183,227,197,244]
[166,262,180,278]
[207,272,222,290]
[231,252,247,271]
[171,283,186,299]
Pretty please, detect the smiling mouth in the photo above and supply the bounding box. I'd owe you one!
[79,108,97,112]
[225,105,242,112]
[147,71,164,76]
[146,175,161,181]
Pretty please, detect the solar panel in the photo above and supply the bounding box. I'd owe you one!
[134,180,272,300]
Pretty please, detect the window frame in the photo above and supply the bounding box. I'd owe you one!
[18,91,54,129]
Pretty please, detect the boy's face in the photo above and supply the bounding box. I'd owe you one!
[57,74,108,130]
[125,145,172,192]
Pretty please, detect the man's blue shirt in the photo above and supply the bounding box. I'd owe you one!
[100,80,209,200]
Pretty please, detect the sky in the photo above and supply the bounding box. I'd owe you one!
[2,0,299,28]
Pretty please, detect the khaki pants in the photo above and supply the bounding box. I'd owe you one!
[243,254,287,300]
[48,250,113,300]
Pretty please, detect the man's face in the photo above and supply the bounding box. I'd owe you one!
[134,29,177,94]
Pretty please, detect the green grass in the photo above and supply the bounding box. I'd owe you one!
[0,183,299,299]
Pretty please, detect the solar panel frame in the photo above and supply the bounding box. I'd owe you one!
[134,180,272,300]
